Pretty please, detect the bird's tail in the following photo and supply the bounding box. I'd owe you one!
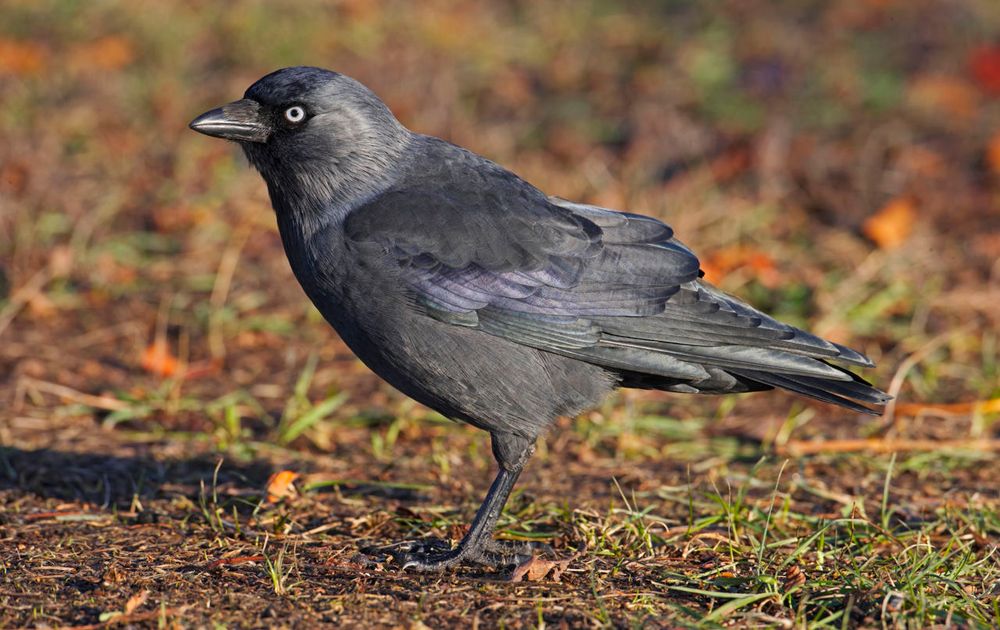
[584,280,892,415]
[727,365,891,415]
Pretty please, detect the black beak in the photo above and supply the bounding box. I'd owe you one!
[189,99,269,143]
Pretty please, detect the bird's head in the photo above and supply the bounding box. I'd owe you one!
[190,67,410,218]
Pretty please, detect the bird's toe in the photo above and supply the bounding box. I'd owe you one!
[398,548,464,571]
[363,539,464,572]
[358,538,544,572]
[482,538,551,561]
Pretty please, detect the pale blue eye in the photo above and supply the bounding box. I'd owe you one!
[284,106,306,123]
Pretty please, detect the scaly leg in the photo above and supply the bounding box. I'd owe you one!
[389,432,536,571]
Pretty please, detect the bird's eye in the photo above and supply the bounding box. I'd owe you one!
[284,105,307,124]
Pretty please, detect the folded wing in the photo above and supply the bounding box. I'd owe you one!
[344,171,888,414]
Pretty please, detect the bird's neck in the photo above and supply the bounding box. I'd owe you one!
[264,175,356,237]
[260,134,411,239]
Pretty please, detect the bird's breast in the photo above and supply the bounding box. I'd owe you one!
[273,216,613,436]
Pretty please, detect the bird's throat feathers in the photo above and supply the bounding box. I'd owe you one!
[244,131,410,237]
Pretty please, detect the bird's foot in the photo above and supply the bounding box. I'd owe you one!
[483,538,552,564]
[393,544,468,572]
[357,538,466,571]
[359,537,548,572]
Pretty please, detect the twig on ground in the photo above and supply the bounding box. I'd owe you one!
[0,266,52,338]
[777,438,1000,455]
[14,376,130,413]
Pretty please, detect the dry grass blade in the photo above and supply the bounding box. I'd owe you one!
[14,376,131,413]
[777,438,1000,455]
[0,266,52,337]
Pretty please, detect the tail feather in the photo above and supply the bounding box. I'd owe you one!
[587,279,888,414]
[729,368,889,415]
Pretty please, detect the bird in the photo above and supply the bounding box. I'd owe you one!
[190,66,889,572]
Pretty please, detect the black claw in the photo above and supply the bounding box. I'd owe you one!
[359,538,541,571]
[358,538,464,571]
[398,549,464,571]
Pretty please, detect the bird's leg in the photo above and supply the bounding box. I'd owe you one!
[392,432,535,571]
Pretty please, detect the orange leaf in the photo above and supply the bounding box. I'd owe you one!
[699,259,724,285]
[970,45,1000,95]
[0,39,47,76]
[987,131,1000,176]
[862,197,916,249]
[72,35,135,71]
[123,590,149,615]
[265,470,300,503]
[510,555,573,582]
[748,249,772,272]
[702,245,780,287]
[140,339,180,377]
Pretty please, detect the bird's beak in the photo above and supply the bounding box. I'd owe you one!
[189,99,270,143]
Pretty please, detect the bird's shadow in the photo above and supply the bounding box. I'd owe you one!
[0,445,528,580]
[0,445,276,509]
[0,443,428,514]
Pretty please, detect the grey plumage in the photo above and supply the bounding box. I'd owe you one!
[190,67,888,571]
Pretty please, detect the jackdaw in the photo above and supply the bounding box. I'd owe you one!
[190,67,888,571]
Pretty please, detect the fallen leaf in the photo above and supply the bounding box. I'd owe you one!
[0,39,47,76]
[862,197,917,249]
[265,470,300,503]
[141,339,180,377]
[701,245,780,287]
[510,555,573,582]
[124,590,149,615]
[970,44,1000,95]
[986,131,1000,176]
[71,35,135,71]
[0,160,30,196]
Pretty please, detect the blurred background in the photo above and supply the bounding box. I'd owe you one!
[1,0,998,627]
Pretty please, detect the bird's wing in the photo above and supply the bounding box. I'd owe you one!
[345,180,885,412]
[344,177,699,320]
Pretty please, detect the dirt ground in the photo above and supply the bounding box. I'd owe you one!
[2,0,999,627]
